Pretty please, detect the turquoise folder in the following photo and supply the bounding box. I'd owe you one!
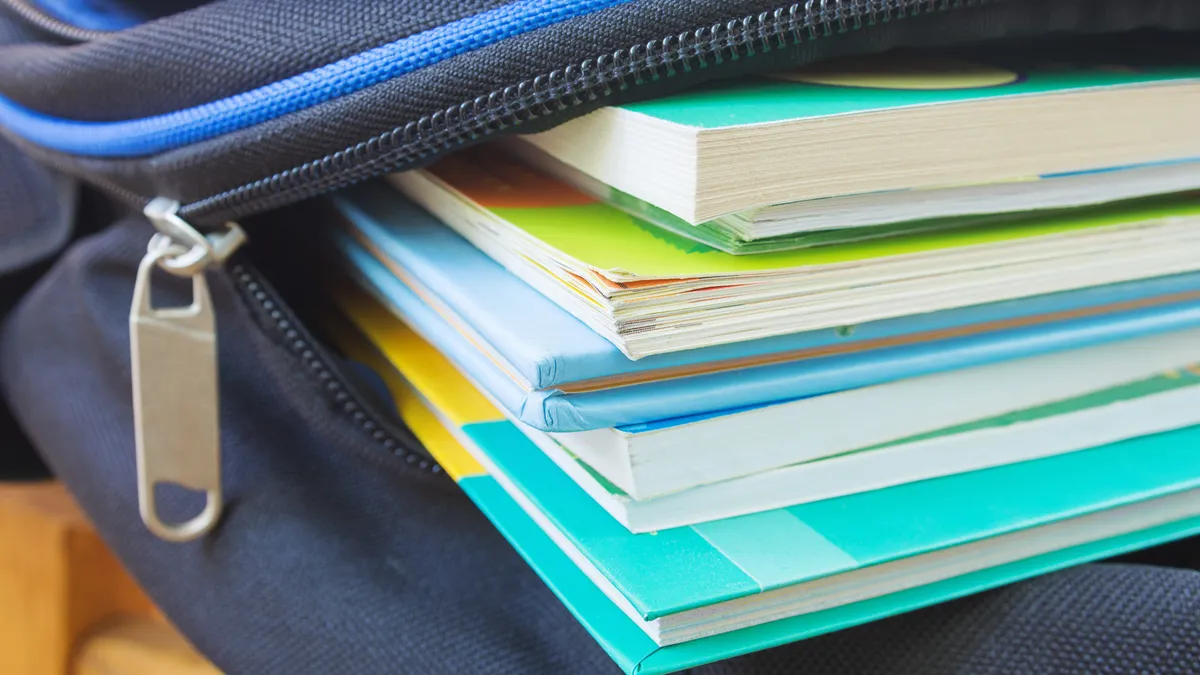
[340,308,1200,674]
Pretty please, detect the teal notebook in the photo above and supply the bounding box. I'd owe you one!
[463,419,1200,625]
[339,308,1200,673]
[616,56,1200,129]
[464,457,1200,675]
[523,38,1200,223]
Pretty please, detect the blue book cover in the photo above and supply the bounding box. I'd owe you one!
[334,182,1200,388]
[334,309,1200,675]
[326,183,1200,432]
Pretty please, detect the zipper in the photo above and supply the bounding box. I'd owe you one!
[8,0,970,222]
[132,200,435,542]
[0,0,112,42]
[175,0,973,227]
[125,0,972,541]
[131,199,241,542]
[226,260,434,472]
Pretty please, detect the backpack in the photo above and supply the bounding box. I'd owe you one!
[1,2,1199,672]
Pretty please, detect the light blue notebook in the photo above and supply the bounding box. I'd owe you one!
[334,182,1200,389]
[327,183,1200,431]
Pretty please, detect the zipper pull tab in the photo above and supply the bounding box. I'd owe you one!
[131,198,246,543]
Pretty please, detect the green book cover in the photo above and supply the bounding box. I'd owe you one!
[414,148,1200,280]
[601,178,993,254]
[621,47,1200,129]
[521,36,1200,226]
[598,179,1123,255]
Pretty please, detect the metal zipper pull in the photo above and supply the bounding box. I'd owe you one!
[131,198,246,542]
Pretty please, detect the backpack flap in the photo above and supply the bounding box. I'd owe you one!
[3,0,1200,229]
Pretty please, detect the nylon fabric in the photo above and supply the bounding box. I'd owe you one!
[7,0,1200,223]
[701,563,1200,675]
[0,0,512,121]
[0,128,70,481]
[0,0,634,157]
[0,133,73,275]
[0,6,79,479]
[30,0,208,30]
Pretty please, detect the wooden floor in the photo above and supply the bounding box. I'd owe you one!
[0,482,222,675]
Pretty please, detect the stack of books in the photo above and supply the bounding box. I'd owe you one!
[317,45,1200,674]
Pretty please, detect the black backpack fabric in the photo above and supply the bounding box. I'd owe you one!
[1,1,1199,672]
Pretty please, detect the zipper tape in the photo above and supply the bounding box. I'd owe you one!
[131,201,437,543]
[0,0,112,42]
[118,0,968,541]
[227,260,437,470]
[0,0,632,157]
[0,0,970,224]
[179,0,970,225]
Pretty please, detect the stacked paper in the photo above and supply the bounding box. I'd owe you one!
[314,46,1200,674]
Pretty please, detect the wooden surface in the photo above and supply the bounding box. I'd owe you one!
[74,618,221,675]
[0,482,221,675]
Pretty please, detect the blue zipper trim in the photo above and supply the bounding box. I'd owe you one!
[30,0,145,30]
[0,0,629,158]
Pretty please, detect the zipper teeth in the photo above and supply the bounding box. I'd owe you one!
[229,261,442,474]
[179,0,974,225]
[0,0,111,42]
[183,0,975,472]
